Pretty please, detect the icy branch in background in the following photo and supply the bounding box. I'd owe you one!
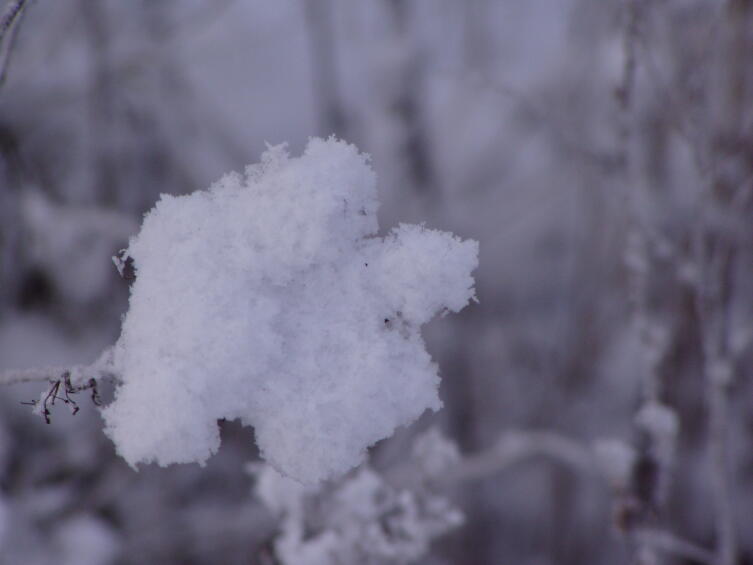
[439,430,599,485]
[103,137,478,483]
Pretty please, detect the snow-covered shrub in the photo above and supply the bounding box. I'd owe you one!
[103,137,478,483]
[251,428,464,565]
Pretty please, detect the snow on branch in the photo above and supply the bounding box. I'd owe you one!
[102,137,478,483]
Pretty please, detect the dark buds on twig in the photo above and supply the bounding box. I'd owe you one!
[21,371,101,424]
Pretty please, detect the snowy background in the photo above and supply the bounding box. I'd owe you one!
[1,1,752,564]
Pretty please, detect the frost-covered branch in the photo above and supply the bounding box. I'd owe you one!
[0,347,116,387]
[615,5,687,565]
[1,347,115,422]
[694,2,753,565]
[1,348,116,424]
[0,366,74,387]
[438,430,598,485]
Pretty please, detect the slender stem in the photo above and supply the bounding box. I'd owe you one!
[0,0,26,41]
[0,366,70,386]
[0,0,28,85]
[696,1,752,563]
[0,346,117,387]
[707,364,735,565]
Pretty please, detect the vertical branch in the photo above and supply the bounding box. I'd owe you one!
[617,4,682,565]
[0,123,24,314]
[620,0,663,404]
[384,0,435,196]
[303,0,348,137]
[696,2,752,565]
[698,168,738,565]
[80,0,120,207]
[462,0,489,69]
[615,0,638,163]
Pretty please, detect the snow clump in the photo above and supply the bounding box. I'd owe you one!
[102,137,478,483]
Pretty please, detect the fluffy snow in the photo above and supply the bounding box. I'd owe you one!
[102,137,478,483]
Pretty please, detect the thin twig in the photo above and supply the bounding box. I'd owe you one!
[0,0,28,85]
[0,345,117,387]
[0,0,26,40]
[21,371,103,423]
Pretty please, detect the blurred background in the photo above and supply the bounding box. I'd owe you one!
[1,0,752,564]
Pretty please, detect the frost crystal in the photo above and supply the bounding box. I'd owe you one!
[102,137,478,483]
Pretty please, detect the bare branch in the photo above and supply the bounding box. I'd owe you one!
[0,0,26,40]
[0,0,27,85]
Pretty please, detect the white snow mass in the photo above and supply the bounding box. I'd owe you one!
[103,137,478,483]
